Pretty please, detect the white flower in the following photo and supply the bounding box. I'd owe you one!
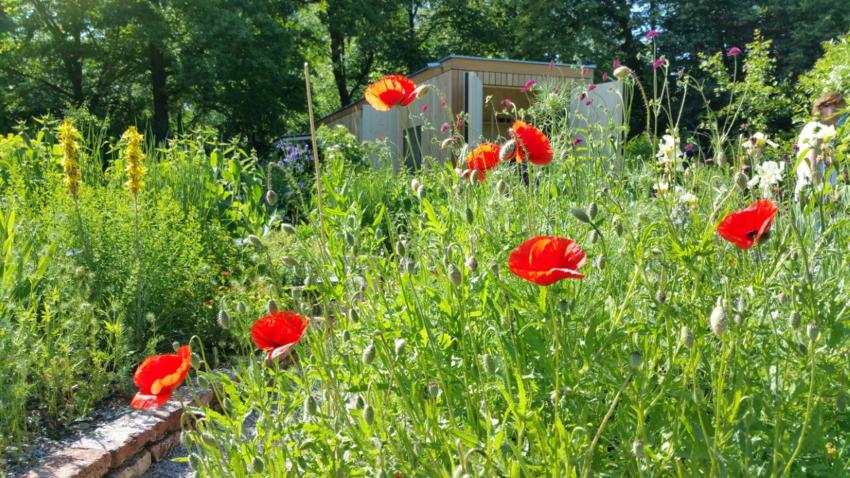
[613,66,631,79]
[680,192,697,205]
[814,124,836,143]
[747,160,785,195]
[656,133,681,170]
[743,132,778,154]
[654,179,669,194]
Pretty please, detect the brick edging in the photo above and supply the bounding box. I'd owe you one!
[21,387,215,478]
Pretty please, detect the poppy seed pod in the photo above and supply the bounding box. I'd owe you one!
[248,234,263,249]
[571,207,591,224]
[217,310,230,329]
[448,264,463,286]
[465,255,478,272]
[362,343,376,365]
[264,190,278,206]
[807,323,820,342]
[394,338,407,357]
[500,139,517,162]
[267,299,278,314]
[613,66,631,80]
[680,326,694,348]
[710,302,727,337]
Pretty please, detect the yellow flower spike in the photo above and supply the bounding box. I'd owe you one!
[122,126,146,195]
[58,118,82,198]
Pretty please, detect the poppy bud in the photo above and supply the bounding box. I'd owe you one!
[453,465,466,478]
[465,207,474,224]
[217,309,230,329]
[252,456,265,473]
[264,190,278,206]
[588,203,599,220]
[613,66,631,80]
[267,299,278,314]
[632,439,644,458]
[465,255,478,272]
[710,302,727,337]
[404,259,416,274]
[788,311,801,329]
[172,340,180,352]
[469,170,480,183]
[416,184,425,200]
[281,223,296,235]
[489,261,499,276]
[778,292,788,304]
[394,338,407,357]
[571,207,591,224]
[282,256,298,267]
[305,396,318,416]
[807,323,819,342]
[363,404,374,425]
[397,240,408,256]
[342,330,351,342]
[630,351,643,370]
[655,289,666,304]
[612,215,623,236]
[735,172,749,191]
[593,254,605,270]
[680,326,694,348]
[589,230,599,243]
[716,150,726,166]
[248,234,263,249]
[411,178,421,193]
[496,179,507,195]
[734,314,743,326]
[441,137,456,149]
[189,453,202,471]
[448,264,463,286]
[500,139,517,161]
[482,353,496,374]
[362,343,376,365]
[237,301,247,314]
[344,231,355,246]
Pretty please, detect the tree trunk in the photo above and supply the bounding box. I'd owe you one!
[330,26,350,107]
[149,42,169,143]
[67,30,84,104]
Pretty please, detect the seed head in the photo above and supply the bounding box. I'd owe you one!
[680,326,694,348]
[465,255,478,272]
[448,264,463,286]
[807,323,820,342]
[264,190,278,206]
[394,338,407,357]
[710,301,727,337]
[362,342,376,365]
[216,309,230,329]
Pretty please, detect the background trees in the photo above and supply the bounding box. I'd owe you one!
[0,0,848,149]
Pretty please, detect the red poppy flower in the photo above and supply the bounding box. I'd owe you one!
[130,345,192,409]
[717,199,778,249]
[251,311,310,361]
[508,236,587,286]
[465,143,501,181]
[364,75,418,112]
[511,120,553,166]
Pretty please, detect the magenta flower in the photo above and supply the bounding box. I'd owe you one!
[588,83,597,92]
[440,99,447,109]
[573,137,584,146]
[652,57,666,70]
[581,67,589,76]
[440,122,450,133]
[602,72,608,82]
[456,116,465,130]
[548,60,554,73]
[521,79,536,93]
[585,99,593,106]
[684,143,694,153]
[501,98,515,110]
[645,29,658,40]
[726,47,742,57]
[421,104,428,113]
[612,58,620,69]
[579,92,586,101]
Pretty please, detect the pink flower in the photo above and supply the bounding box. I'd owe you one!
[440,122,450,133]
[612,58,620,69]
[440,99,447,109]
[548,60,554,73]
[726,47,742,57]
[588,83,597,92]
[645,29,658,40]
[684,143,694,153]
[581,67,589,76]
[521,79,537,93]
[421,104,428,113]
[579,92,586,101]
[573,137,584,146]
[585,99,593,106]
[501,98,515,109]
[456,116,465,130]
[602,72,607,82]
[652,57,666,70]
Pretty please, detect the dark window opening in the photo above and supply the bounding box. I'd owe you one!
[403,126,423,170]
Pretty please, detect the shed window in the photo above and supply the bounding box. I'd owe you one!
[403,126,423,170]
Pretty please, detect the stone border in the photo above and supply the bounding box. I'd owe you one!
[21,387,215,478]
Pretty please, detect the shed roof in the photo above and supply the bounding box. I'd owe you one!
[320,55,595,124]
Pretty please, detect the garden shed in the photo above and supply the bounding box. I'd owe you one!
[321,55,623,170]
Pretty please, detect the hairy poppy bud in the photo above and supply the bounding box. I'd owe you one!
[778,292,788,305]
[281,223,296,235]
[613,66,631,80]
[236,301,247,314]
[655,289,666,304]
[489,261,499,276]
[305,396,318,416]
[589,230,599,243]
[427,382,441,399]
[267,299,278,314]
[282,256,298,267]
[448,264,463,286]
[363,404,374,425]
[496,179,507,195]
[217,309,230,329]
[469,170,480,183]
[716,150,726,166]
[734,314,744,326]
[735,172,749,191]
[416,184,425,200]
[612,215,623,236]
[807,323,819,342]
[465,255,478,272]
[172,341,180,352]
[264,190,278,206]
[571,207,591,224]
[632,439,644,458]
[500,139,517,162]
[482,353,496,374]
[710,301,727,337]
[680,326,694,348]
[362,343,376,365]
[252,456,265,473]
[394,338,407,357]
[588,203,599,220]
[630,351,643,370]
[465,207,474,224]
[248,234,263,249]
[788,311,801,329]
[411,178,421,193]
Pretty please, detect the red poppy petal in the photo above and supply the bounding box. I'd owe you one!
[508,236,586,285]
[130,390,172,410]
[365,75,417,111]
[512,120,553,166]
[251,312,309,351]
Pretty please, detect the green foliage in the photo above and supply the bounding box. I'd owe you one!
[797,31,850,115]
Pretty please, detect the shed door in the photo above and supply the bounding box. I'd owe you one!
[465,72,484,147]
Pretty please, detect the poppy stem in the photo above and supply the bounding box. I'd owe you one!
[304,62,327,253]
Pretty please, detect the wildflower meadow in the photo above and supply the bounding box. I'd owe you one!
[2,6,850,478]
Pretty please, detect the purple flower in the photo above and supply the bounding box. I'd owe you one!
[521,79,537,93]
[726,47,742,57]
[645,29,658,40]
[684,143,694,153]
[588,83,597,92]
[579,92,586,101]
[421,104,428,113]
[456,116,465,130]
[602,72,607,82]
[440,122,450,133]
[652,57,666,71]
[573,137,584,146]
[585,99,593,106]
